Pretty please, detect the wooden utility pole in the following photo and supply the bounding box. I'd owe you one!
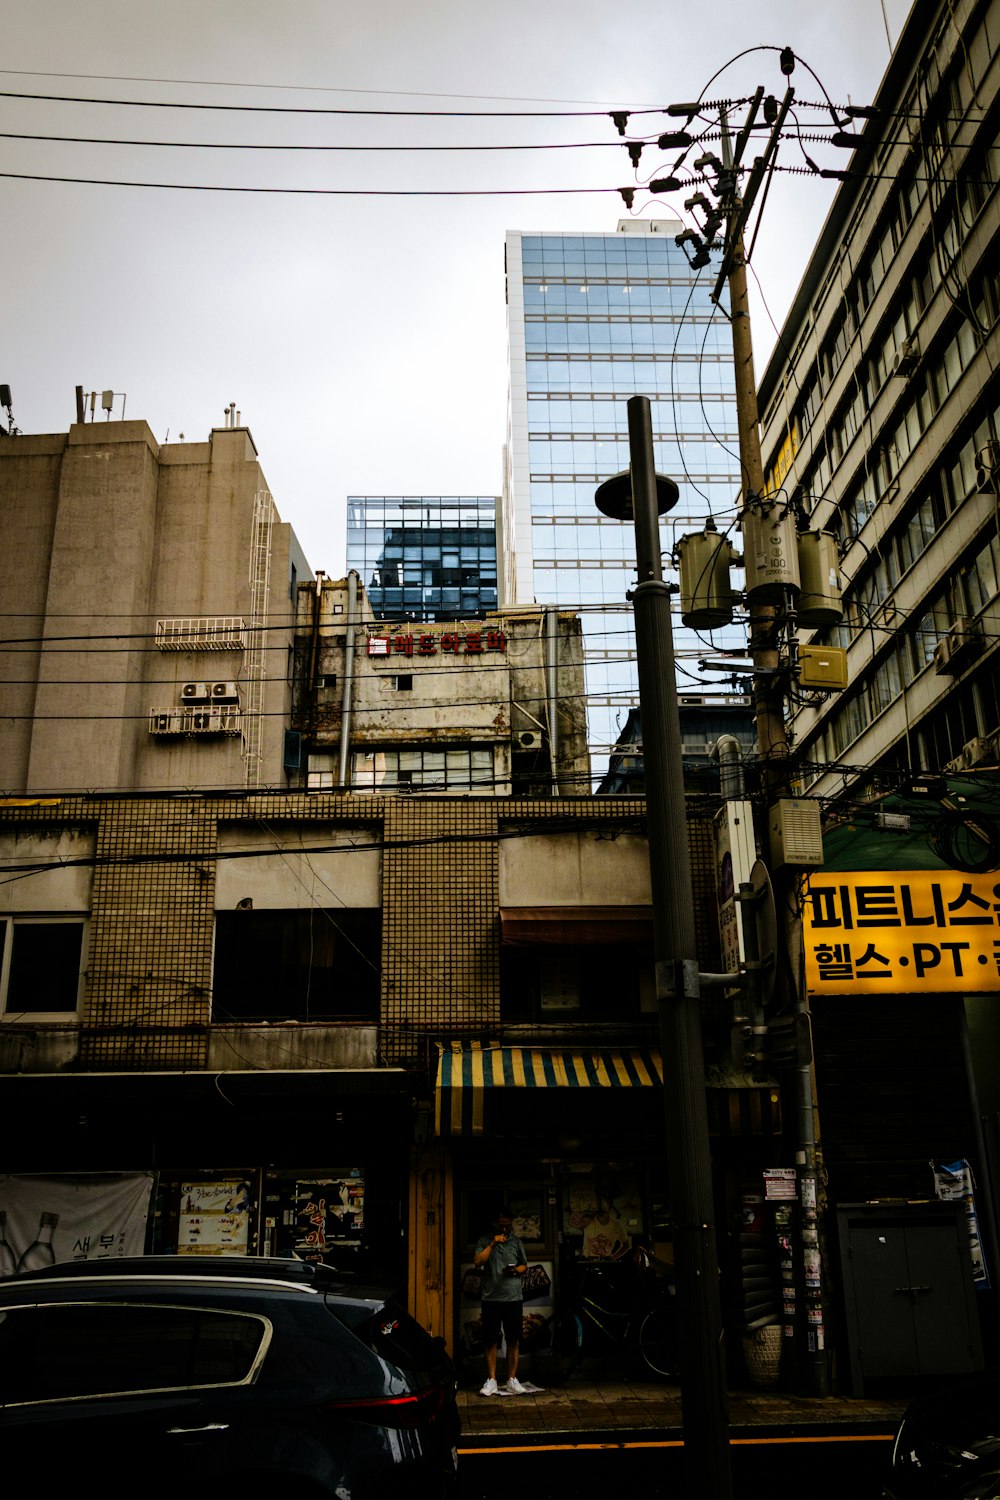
[715,100,830,1397]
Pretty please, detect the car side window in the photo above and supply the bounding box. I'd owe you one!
[0,1303,267,1404]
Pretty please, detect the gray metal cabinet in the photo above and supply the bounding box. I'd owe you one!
[836,1202,983,1394]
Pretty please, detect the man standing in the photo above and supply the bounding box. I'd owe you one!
[474,1208,528,1396]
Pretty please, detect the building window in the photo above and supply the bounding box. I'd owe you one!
[501,943,652,1024]
[395,675,413,691]
[0,918,86,1019]
[351,746,494,792]
[212,909,380,1022]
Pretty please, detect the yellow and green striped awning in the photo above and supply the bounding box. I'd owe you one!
[434,1041,663,1136]
[434,1041,781,1138]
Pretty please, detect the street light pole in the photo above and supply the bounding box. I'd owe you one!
[596,395,733,1500]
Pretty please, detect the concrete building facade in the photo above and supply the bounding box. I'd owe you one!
[757,0,1000,800]
[0,419,310,794]
[0,790,746,1348]
[291,575,591,798]
[750,0,1000,1380]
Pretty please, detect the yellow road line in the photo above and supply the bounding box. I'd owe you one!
[459,1433,894,1456]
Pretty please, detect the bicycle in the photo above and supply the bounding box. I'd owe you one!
[538,1249,679,1384]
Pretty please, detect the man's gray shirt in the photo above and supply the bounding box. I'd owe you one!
[475,1234,527,1301]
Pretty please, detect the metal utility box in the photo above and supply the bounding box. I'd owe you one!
[768,799,824,869]
[836,1202,984,1395]
[798,645,848,690]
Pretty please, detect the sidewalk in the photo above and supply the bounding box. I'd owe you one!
[457,1369,908,1448]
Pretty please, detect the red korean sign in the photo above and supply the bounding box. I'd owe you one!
[367,629,506,660]
[804,871,1000,994]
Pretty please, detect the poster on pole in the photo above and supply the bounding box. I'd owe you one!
[0,1173,154,1274]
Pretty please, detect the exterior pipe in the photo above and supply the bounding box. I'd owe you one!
[713,733,745,800]
[338,570,359,789]
[544,606,560,796]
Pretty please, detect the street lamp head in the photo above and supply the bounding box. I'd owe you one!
[594,468,680,520]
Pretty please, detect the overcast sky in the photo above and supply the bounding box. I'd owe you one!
[4,0,912,575]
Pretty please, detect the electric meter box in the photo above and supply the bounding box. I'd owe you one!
[768,798,825,869]
[798,645,848,690]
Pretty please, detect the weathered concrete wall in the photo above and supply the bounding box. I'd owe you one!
[498,827,652,907]
[294,578,590,794]
[0,422,308,794]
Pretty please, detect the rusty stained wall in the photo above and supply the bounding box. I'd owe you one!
[292,579,589,792]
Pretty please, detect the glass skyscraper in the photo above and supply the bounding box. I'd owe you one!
[346,496,498,622]
[502,220,745,781]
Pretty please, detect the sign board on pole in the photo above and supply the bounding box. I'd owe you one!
[804,871,1000,994]
[714,800,756,981]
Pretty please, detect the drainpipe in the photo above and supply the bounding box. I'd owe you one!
[307,572,325,695]
[338,570,359,788]
[544,606,560,797]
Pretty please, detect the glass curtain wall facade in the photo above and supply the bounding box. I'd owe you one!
[346,496,499,622]
[503,221,744,782]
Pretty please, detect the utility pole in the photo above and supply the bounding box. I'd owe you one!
[596,400,734,1500]
[711,99,830,1397]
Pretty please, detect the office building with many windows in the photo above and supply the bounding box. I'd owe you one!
[346,495,498,623]
[502,219,745,781]
[757,0,1000,800]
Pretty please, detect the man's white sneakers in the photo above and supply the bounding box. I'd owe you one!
[505,1377,527,1395]
[479,1377,499,1396]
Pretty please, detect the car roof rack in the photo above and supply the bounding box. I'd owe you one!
[13,1255,353,1287]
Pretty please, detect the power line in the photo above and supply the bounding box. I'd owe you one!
[0,69,659,110]
[0,87,666,119]
[0,169,621,198]
[0,130,634,154]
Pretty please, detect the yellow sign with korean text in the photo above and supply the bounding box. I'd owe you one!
[804,870,1000,994]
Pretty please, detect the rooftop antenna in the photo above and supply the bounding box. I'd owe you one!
[0,384,17,436]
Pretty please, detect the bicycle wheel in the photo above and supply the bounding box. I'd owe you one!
[539,1311,583,1385]
[637,1302,678,1379]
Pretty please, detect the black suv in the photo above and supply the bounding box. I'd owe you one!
[884,1372,1000,1499]
[0,1256,459,1498]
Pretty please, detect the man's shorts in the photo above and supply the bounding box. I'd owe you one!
[481,1300,522,1349]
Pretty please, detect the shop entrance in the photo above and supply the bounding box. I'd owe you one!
[453,1149,673,1381]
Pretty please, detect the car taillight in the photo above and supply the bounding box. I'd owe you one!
[325,1385,446,1429]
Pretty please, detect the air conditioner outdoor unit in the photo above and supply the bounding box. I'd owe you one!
[211,681,240,701]
[149,710,184,735]
[184,705,240,734]
[892,337,919,377]
[517,731,544,751]
[933,617,984,676]
[963,735,994,768]
[181,681,211,702]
